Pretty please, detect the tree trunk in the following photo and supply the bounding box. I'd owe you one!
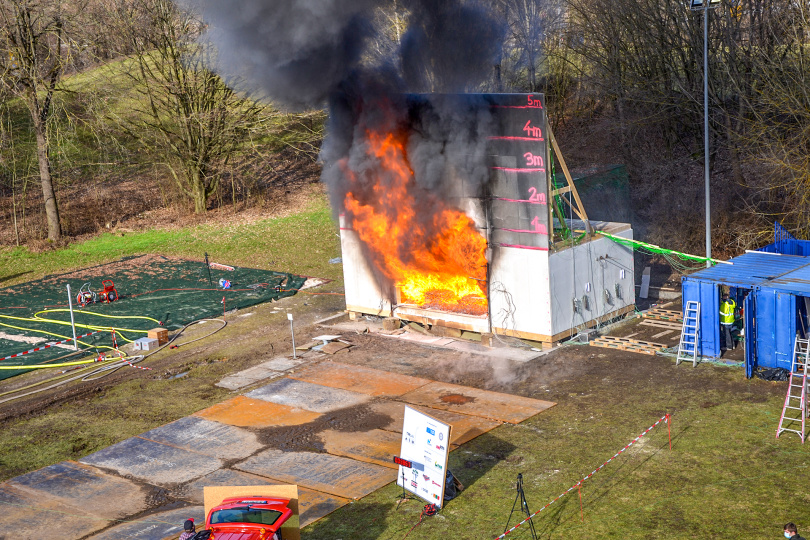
[33,117,61,241]
[191,169,207,213]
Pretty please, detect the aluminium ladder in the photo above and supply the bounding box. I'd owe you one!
[676,301,700,367]
[776,336,810,443]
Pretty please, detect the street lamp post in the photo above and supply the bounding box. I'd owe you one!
[690,0,719,267]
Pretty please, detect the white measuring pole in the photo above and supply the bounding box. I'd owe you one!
[66,284,78,350]
[287,312,296,359]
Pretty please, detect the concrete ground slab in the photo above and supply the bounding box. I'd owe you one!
[9,460,148,520]
[0,482,110,538]
[319,428,402,469]
[87,505,205,540]
[235,449,395,499]
[139,416,262,460]
[369,400,503,445]
[172,468,348,528]
[246,378,371,413]
[289,361,430,397]
[81,436,223,485]
[195,395,322,429]
[399,381,556,423]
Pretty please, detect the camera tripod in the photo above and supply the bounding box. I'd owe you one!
[503,473,537,539]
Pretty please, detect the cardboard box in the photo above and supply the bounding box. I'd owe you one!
[133,337,159,351]
[147,327,168,345]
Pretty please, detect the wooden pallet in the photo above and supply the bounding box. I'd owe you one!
[590,335,666,355]
[643,308,683,323]
[640,320,683,331]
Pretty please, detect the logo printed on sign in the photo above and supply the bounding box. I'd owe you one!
[435,461,443,470]
[426,427,435,436]
[439,433,443,441]
[433,494,440,500]
[411,480,418,488]
[426,438,431,445]
[423,474,431,481]
[436,444,445,451]
[432,481,442,487]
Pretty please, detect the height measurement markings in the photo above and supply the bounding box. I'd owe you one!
[492,95,544,109]
[489,120,544,142]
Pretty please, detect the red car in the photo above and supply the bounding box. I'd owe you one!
[203,496,294,540]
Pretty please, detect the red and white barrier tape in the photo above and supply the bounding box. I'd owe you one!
[496,413,671,539]
[0,331,100,362]
[119,357,152,371]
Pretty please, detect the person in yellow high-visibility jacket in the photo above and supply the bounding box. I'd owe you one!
[720,293,737,352]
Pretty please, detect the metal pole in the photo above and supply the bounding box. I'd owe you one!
[287,312,296,359]
[703,3,711,267]
[66,284,78,351]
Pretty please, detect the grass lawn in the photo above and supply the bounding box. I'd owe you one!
[302,350,810,540]
[0,194,342,288]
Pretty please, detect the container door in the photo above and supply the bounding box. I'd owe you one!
[744,292,756,378]
[775,292,797,370]
[755,288,797,370]
[683,279,721,357]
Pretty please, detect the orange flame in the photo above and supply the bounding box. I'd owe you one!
[343,130,488,315]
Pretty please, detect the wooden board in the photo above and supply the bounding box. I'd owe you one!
[643,308,683,322]
[590,335,665,356]
[640,320,683,330]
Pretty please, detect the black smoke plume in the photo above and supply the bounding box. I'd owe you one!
[180,0,507,293]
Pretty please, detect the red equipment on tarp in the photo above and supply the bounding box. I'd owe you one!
[100,280,119,303]
[76,280,119,307]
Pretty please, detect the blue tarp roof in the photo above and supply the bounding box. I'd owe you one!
[683,251,810,288]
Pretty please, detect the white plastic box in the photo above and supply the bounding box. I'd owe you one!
[133,337,160,351]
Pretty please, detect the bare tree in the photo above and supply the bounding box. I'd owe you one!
[0,0,85,241]
[112,0,265,213]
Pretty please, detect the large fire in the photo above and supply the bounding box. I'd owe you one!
[343,130,488,315]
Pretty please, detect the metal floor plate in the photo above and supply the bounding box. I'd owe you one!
[139,416,262,460]
[368,400,503,445]
[245,378,371,413]
[195,395,322,429]
[0,482,117,538]
[8,460,148,520]
[399,381,555,423]
[81,436,223,485]
[289,362,431,397]
[86,505,205,540]
[319,428,403,469]
[235,448,396,499]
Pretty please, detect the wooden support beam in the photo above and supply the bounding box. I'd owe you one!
[547,125,591,234]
